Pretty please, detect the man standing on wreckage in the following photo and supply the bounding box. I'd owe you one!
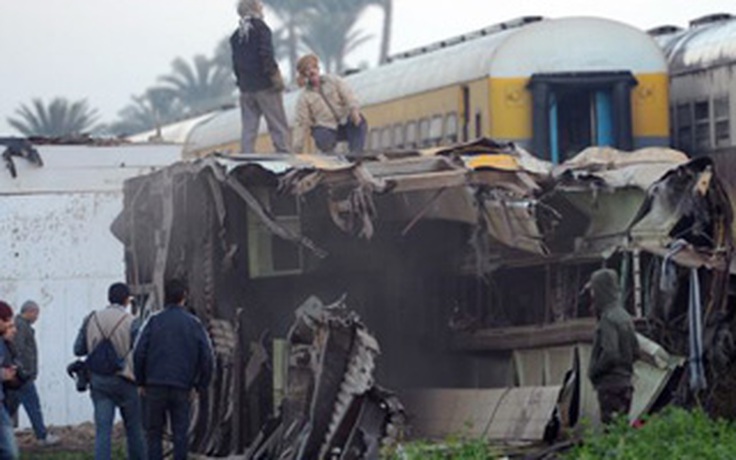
[587,268,640,424]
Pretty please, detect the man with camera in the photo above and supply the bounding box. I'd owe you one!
[5,301,59,446]
[74,283,145,460]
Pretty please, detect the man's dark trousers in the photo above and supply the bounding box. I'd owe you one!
[143,385,191,460]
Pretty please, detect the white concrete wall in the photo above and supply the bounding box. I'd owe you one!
[0,144,181,427]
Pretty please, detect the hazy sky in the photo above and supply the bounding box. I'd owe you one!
[1,0,734,135]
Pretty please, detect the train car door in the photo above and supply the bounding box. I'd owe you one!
[529,72,636,163]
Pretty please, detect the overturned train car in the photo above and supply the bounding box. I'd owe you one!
[113,141,735,455]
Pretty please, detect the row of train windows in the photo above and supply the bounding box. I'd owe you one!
[673,96,731,152]
[366,112,460,150]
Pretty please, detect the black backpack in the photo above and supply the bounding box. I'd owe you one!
[85,313,126,375]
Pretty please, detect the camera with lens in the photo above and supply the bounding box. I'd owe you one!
[2,364,30,391]
[66,359,90,392]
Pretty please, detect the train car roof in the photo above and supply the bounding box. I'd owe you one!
[656,13,736,75]
[126,112,219,144]
[184,16,666,156]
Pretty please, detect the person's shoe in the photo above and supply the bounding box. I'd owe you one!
[39,434,60,446]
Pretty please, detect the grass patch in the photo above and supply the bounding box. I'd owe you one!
[383,436,496,459]
[20,443,127,460]
[564,407,736,460]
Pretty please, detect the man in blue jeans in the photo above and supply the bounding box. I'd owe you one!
[133,279,214,460]
[8,300,59,446]
[74,283,146,460]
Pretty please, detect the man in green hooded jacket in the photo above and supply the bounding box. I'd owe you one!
[587,268,639,424]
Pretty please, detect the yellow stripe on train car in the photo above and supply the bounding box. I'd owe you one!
[631,73,670,138]
[489,77,532,141]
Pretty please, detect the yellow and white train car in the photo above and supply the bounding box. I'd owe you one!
[184,16,669,163]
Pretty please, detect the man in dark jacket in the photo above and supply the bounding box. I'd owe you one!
[230,0,290,153]
[587,268,640,424]
[133,279,214,460]
[10,301,58,445]
[0,301,19,459]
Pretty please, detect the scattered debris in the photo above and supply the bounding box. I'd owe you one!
[0,137,43,178]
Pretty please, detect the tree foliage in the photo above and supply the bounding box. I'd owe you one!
[7,98,99,137]
[157,55,235,116]
[300,0,374,73]
[8,0,393,138]
[264,0,313,83]
[108,87,183,136]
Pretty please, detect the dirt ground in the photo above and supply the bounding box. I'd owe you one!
[16,422,126,456]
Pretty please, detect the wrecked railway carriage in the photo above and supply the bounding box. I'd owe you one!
[113,139,735,456]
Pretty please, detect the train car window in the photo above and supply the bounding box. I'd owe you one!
[714,96,730,148]
[406,121,417,148]
[429,115,444,145]
[381,127,392,149]
[694,101,710,150]
[369,128,380,150]
[419,118,431,147]
[393,124,405,149]
[446,113,458,144]
[676,103,693,153]
[475,112,482,139]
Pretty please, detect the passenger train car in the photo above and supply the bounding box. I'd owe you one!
[650,13,736,156]
[183,16,670,163]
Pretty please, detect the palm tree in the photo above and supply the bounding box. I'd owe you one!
[300,0,374,73]
[158,55,236,116]
[7,98,99,137]
[108,87,184,136]
[373,0,392,63]
[212,35,233,77]
[264,0,316,83]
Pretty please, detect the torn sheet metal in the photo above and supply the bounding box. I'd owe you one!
[173,140,730,265]
[546,147,691,254]
[630,334,685,421]
[628,156,733,249]
[553,146,689,190]
[401,386,562,443]
[506,331,683,426]
[248,296,403,459]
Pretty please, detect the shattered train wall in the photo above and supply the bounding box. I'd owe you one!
[117,162,511,455]
[116,143,736,453]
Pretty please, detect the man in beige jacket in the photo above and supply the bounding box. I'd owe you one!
[293,54,367,154]
[74,282,145,459]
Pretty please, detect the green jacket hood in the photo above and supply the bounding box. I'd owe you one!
[591,268,620,314]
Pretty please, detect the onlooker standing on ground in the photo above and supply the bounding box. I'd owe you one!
[74,283,145,460]
[10,301,58,446]
[293,53,368,154]
[0,301,19,459]
[133,279,214,460]
[587,268,640,424]
[230,0,291,153]
[1,321,19,414]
